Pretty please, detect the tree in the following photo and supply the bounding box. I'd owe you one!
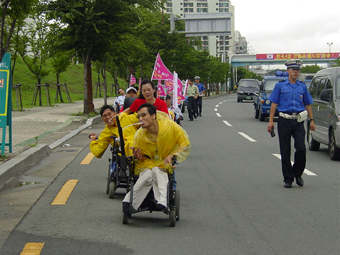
[18,14,51,84]
[300,65,322,73]
[43,0,165,114]
[0,0,37,60]
[51,50,73,84]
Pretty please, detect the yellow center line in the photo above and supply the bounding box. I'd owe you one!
[80,153,95,164]
[51,179,78,205]
[20,243,44,255]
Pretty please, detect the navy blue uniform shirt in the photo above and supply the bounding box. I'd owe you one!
[195,83,206,94]
[269,78,313,113]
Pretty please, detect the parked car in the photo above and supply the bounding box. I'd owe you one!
[307,67,340,160]
[253,73,286,121]
[237,79,260,102]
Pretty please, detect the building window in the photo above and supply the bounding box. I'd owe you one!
[166,3,172,7]
[220,46,224,51]
[202,36,208,40]
[219,8,229,12]
[184,3,193,7]
[225,41,229,45]
[202,41,208,46]
[197,3,208,7]
[219,3,228,7]
[166,8,172,12]
[184,8,194,12]
[197,8,208,12]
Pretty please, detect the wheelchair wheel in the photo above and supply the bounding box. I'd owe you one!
[175,190,180,221]
[108,182,116,199]
[106,165,111,194]
[169,209,176,227]
[122,213,128,224]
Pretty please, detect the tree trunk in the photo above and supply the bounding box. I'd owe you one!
[84,60,94,114]
[101,61,107,105]
[114,67,119,95]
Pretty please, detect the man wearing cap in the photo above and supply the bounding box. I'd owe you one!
[267,59,316,188]
[194,76,206,117]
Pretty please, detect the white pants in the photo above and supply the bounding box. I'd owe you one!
[123,167,169,210]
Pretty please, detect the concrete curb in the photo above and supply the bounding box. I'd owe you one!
[0,116,101,191]
[0,144,51,191]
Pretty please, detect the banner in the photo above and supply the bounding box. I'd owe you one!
[256,53,340,60]
[151,53,173,80]
[129,74,136,85]
[157,80,166,98]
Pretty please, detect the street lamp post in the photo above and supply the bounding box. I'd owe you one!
[327,42,333,53]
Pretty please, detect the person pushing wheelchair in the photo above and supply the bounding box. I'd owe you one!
[122,103,191,215]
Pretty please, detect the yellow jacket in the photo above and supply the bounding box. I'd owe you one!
[90,112,139,158]
[133,118,191,175]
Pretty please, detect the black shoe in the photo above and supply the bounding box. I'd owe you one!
[284,182,292,188]
[194,114,197,119]
[156,203,168,213]
[189,119,193,121]
[199,114,202,117]
[296,177,304,187]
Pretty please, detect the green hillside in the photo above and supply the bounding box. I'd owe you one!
[11,57,127,110]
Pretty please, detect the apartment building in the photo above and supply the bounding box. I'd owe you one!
[165,0,247,58]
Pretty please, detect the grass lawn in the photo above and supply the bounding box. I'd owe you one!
[11,57,127,111]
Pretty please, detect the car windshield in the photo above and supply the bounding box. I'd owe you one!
[238,80,259,88]
[264,80,280,92]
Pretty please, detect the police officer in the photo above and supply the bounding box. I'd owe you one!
[267,59,316,188]
[194,76,206,117]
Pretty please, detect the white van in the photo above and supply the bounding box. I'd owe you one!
[307,67,340,160]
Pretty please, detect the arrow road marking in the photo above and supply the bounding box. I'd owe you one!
[238,132,257,142]
[272,154,317,176]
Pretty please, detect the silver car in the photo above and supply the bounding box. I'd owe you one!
[307,67,340,160]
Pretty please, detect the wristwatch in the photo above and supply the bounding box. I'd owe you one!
[310,119,314,122]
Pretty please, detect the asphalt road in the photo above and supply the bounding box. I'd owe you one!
[1,94,339,255]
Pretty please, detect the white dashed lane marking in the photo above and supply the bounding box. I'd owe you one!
[272,154,317,176]
[223,120,232,126]
[214,108,218,111]
[216,113,221,117]
[238,132,257,142]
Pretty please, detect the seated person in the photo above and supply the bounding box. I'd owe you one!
[165,95,183,125]
[119,87,138,113]
[114,88,126,112]
[122,103,191,214]
[89,105,139,158]
[123,79,169,115]
[126,87,138,98]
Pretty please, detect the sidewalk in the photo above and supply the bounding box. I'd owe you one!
[0,97,116,191]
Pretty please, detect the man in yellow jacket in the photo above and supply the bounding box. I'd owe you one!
[89,105,139,158]
[122,103,191,214]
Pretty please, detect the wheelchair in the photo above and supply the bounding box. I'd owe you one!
[106,116,134,199]
[122,157,180,227]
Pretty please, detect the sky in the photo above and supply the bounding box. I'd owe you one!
[231,0,340,55]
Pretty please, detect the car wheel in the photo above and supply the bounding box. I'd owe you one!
[254,107,259,119]
[329,129,340,160]
[307,124,320,151]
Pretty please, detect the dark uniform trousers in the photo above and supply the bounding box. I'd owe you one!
[196,96,203,115]
[277,116,306,183]
[187,96,198,120]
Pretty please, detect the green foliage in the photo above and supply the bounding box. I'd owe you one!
[236,67,262,82]
[300,65,322,73]
[333,57,340,67]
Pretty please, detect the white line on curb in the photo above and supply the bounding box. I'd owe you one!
[223,120,232,126]
[272,154,317,176]
[238,132,257,142]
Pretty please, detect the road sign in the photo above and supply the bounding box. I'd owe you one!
[0,53,12,155]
